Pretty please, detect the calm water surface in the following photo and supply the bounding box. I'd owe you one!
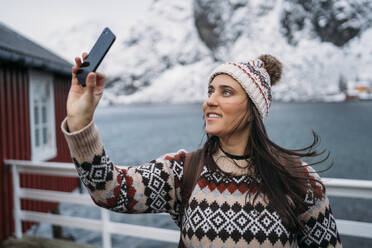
[31,101,372,247]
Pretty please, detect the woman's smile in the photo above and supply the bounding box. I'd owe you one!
[206,112,222,121]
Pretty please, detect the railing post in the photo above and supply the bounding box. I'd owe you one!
[101,208,111,248]
[11,163,22,238]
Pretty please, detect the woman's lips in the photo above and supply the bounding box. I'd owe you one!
[206,113,222,121]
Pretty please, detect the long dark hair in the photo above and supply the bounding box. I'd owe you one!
[199,93,332,232]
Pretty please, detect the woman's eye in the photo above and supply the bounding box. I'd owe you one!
[223,90,232,96]
[208,90,214,96]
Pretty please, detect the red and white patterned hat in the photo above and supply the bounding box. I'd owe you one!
[208,58,273,119]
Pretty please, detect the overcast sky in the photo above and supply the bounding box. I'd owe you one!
[0,0,152,49]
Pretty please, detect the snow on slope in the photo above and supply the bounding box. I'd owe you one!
[47,0,372,104]
[105,0,211,101]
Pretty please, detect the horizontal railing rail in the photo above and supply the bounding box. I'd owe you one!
[5,159,372,248]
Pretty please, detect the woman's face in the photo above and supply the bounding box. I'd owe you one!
[203,74,251,139]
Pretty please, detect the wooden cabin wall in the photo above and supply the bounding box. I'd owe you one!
[0,62,78,241]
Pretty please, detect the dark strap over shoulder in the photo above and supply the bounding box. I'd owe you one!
[178,149,204,248]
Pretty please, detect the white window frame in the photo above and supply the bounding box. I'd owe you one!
[29,70,57,161]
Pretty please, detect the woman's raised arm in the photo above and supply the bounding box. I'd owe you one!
[61,58,185,224]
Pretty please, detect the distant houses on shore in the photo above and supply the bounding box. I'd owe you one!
[318,84,372,103]
[348,85,372,101]
[329,85,372,102]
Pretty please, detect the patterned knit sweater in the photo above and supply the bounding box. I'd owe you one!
[61,117,342,248]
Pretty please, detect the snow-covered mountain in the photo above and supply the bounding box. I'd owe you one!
[48,0,372,104]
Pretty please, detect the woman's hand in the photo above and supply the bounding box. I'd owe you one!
[66,52,106,132]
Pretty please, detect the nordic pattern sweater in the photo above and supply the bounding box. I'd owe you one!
[61,117,342,248]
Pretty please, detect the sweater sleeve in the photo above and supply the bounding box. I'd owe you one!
[60,117,185,225]
[297,165,343,248]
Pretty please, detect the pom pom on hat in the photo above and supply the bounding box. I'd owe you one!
[208,54,282,118]
[258,54,283,86]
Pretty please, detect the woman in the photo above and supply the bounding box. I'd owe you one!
[61,53,342,247]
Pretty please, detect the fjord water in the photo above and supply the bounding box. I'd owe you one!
[31,102,372,247]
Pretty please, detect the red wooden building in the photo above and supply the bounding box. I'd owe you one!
[0,22,79,241]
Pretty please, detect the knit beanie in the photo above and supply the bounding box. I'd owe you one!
[208,54,282,119]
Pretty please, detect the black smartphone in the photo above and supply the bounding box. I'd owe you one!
[76,27,116,87]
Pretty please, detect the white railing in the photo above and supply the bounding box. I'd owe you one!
[5,159,372,248]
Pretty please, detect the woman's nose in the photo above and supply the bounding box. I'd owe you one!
[206,93,218,106]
